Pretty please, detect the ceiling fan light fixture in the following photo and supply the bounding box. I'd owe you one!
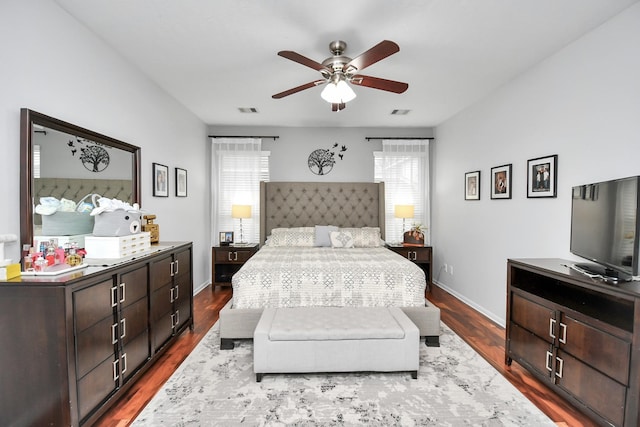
[321,80,356,104]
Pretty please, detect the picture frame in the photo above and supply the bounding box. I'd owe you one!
[490,164,512,200]
[527,155,558,198]
[153,162,169,197]
[175,167,187,197]
[219,231,234,246]
[464,170,481,200]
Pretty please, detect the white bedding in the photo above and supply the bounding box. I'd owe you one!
[231,246,426,309]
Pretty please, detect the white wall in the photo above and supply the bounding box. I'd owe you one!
[432,3,640,325]
[209,125,434,182]
[0,0,211,290]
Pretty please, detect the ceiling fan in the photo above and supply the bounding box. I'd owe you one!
[272,40,408,112]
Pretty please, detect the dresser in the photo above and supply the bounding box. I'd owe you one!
[0,242,193,427]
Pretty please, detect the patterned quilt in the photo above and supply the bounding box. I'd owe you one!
[231,246,426,309]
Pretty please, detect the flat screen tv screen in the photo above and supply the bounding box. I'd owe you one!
[570,176,640,281]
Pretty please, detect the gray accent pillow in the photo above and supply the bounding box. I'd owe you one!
[315,225,339,247]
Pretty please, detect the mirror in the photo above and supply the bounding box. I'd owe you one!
[20,108,141,248]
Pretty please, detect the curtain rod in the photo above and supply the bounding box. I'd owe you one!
[365,136,434,141]
[209,135,279,140]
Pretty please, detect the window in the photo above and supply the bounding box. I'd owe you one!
[211,138,269,245]
[374,140,430,244]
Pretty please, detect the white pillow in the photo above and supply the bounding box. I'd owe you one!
[267,227,315,247]
[330,230,354,248]
[315,225,339,247]
[339,227,381,247]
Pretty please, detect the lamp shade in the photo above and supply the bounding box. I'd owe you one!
[321,80,357,104]
[231,204,252,219]
[394,205,414,219]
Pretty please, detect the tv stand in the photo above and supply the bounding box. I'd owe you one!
[506,258,640,426]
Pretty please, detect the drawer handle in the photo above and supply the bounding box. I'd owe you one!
[559,322,567,344]
[170,261,175,277]
[119,282,126,303]
[112,359,120,382]
[175,260,179,274]
[171,310,180,329]
[555,356,564,379]
[120,318,126,340]
[121,353,128,375]
[111,286,118,307]
[174,284,179,301]
[549,318,556,339]
[545,351,553,372]
[111,323,118,344]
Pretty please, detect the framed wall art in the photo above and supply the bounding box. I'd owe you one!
[527,155,557,198]
[464,170,481,200]
[490,164,512,200]
[153,162,169,197]
[175,167,187,197]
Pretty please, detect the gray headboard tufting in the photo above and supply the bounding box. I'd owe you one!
[260,181,385,244]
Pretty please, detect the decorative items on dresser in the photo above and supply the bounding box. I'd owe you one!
[386,244,432,289]
[0,242,193,427]
[211,244,259,288]
[506,258,640,427]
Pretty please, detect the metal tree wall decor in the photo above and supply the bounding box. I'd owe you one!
[68,136,111,172]
[308,142,347,175]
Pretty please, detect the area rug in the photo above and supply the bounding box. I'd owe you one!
[132,323,555,426]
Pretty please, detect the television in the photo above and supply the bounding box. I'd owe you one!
[570,175,640,282]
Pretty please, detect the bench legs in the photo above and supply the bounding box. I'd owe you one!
[425,335,440,347]
[220,338,235,350]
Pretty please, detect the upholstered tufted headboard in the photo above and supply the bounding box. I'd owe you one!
[260,181,385,244]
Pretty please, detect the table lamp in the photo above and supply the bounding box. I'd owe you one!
[231,204,252,244]
[394,205,414,235]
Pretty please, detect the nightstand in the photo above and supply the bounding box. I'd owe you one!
[212,244,259,288]
[386,244,433,289]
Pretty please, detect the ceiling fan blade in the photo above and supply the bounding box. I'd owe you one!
[344,40,400,73]
[350,75,408,94]
[272,80,326,99]
[278,51,331,73]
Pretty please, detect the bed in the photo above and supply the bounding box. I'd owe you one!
[219,181,441,349]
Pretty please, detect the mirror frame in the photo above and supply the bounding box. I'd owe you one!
[20,108,141,247]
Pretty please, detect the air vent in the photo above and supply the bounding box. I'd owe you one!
[391,109,410,115]
[238,107,259,113]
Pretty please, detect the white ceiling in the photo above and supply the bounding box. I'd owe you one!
[55,0,637,128]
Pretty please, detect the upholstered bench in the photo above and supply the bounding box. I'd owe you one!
[219,299,441,350]
[253,306,419,382]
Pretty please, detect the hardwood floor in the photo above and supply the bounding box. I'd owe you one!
[94,284,597,427]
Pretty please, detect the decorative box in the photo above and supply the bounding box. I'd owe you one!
[84,232,151,259]
[403,230,425,247]
[0,263,21,280]
[41,211,94,236]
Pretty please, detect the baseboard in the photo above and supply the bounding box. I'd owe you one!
[194,281,210,295]
[432,280,505,328]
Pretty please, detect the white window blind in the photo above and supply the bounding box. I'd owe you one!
[211,138,270,245]
[374,140,430,244]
